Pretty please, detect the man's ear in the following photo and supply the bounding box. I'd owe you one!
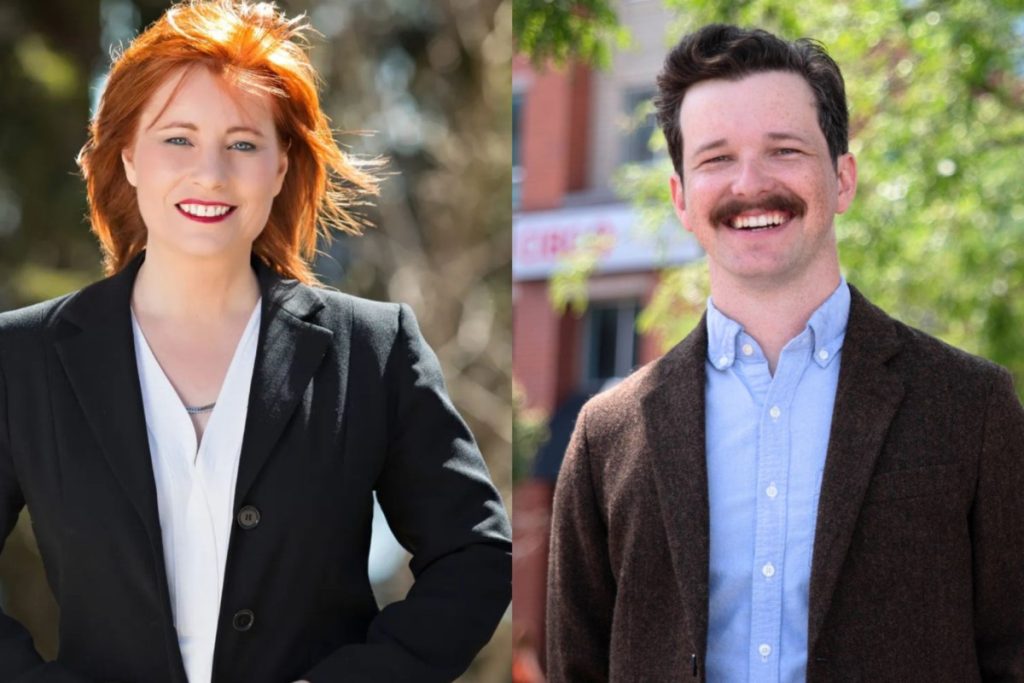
[669,173,693,233]
[835,152,857,214]
[121,148,138,188]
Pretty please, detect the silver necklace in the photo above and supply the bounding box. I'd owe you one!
[184,402,216,415]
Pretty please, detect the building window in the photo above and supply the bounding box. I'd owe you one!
[583,300,639,387]
[513,92,524,209]
[621,87,657,164]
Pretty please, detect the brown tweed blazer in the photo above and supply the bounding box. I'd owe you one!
[547,287,1024,682]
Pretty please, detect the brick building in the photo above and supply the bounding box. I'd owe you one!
[512,3,699,417]
[511,2,700,676]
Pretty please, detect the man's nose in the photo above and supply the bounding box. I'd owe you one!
[730,157,774,197]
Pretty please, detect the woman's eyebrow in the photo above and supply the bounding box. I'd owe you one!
[153,121,265,137]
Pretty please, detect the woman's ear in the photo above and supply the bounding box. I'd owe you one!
[121,148,138,188]
[273,146,289,197]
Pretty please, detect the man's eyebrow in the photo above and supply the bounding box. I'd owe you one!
[152,121,265,137]
[766,131,812,145]
[690,132,814,159]
[691,138,728,158]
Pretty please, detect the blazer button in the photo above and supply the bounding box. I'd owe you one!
[237,505,261,529]
[232,609,255,631]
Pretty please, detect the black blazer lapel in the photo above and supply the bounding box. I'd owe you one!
[233,262,339,505]
[807,287,905,650]
[639,316,711,659]
[54,255,167,574]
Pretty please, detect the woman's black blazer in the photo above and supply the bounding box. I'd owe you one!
[0,253,511,682]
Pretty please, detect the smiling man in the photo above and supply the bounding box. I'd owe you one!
[546,24,1024,682]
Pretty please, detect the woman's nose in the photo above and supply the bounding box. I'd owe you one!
[191,148,228,189]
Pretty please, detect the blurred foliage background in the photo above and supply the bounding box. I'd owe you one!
[521,0,1024,396]
[513,0,628,68]
[0,0,512,680]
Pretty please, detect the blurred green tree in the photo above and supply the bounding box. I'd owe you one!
[512,381,548,484]
[0,0,105,304]
[513,0,629,67]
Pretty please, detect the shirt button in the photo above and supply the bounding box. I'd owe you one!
[818,348,830,361]
[762,562,775,578]
[759,643,772,658]
[741,343,753,356]
[717,355,729,368]
[769,405,781,419]
[766,484,778,499]
[232,609,255,632]
[237,505,261,530]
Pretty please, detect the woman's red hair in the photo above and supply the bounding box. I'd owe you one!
[77,0,379,284]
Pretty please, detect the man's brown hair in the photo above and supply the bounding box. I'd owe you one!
[655,24,849,177]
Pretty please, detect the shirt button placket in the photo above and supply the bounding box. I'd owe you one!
[751,366,791,679]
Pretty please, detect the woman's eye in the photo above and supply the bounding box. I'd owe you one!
[230,141,257,152]
[165,137,191,146]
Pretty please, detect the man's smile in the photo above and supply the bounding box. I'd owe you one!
[725,210,794,231]
[709,191,807,236]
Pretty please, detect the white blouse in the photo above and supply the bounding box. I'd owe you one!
[131,301,261,683]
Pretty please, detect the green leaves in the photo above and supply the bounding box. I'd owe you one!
[513,0,630,68]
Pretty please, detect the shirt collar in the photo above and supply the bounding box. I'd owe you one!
[805,278,850,368]
[706,297,744,370]
[706,278,850,370]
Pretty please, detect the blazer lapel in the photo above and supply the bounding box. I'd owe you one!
[640,318,711,657]
[807,287,905,650]
[233,262,338,503]
[54,255,166,569]
[52,255,341,576]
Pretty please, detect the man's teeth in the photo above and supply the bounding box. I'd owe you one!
[179,203,233,217]
[731,212,787,229]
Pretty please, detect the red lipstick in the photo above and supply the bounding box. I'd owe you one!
[175,199,237,224]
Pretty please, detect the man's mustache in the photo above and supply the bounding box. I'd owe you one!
[710,193,807,226]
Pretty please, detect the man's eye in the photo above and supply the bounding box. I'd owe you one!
[230,141,257,152]
[703,155,729,164]
[777,148,801,156]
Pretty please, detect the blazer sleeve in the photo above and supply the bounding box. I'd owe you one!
[546,404,615,682]
[0,344,90,683]
[303,304,511,683]
[972,368,1024,679]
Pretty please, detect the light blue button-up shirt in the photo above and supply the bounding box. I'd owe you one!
[704,280,850,682]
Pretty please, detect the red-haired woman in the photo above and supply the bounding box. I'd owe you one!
[0,2,510,682]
